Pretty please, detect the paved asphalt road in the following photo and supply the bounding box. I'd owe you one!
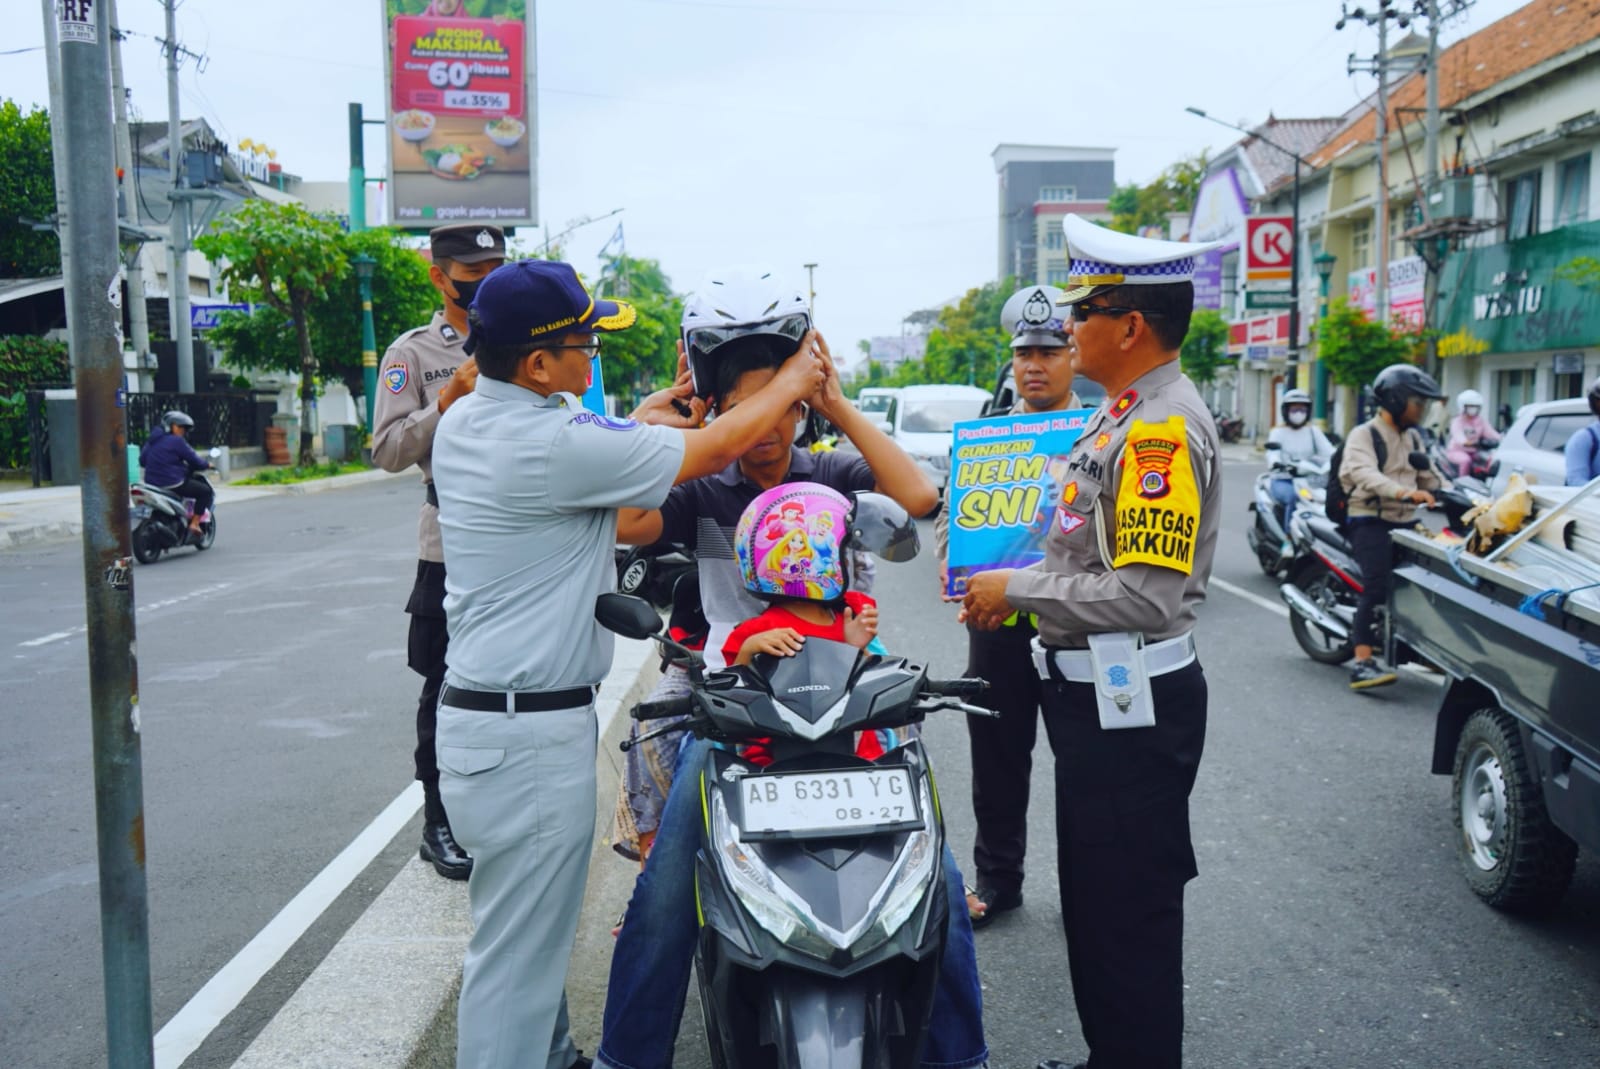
[0,475,426,1068]
[606,459,1600,1069]
[3,461,1598,1069]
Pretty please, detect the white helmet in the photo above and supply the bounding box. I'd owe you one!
[1280,388,1311,423]
[1457,388,1485,411]
[680,267,811,397]
[1000,284,1070,348]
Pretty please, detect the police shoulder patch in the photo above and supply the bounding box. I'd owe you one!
[384,364,408,394]
[1111,416,1199,575]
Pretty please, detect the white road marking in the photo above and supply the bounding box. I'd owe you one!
[152,781,423,1069]
[1211,576,1290,619]
[17,583,233,648]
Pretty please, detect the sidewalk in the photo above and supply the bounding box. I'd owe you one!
[229,635,661,1069]
[0,466,409,551]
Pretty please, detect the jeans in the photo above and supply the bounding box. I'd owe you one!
[596,738,988,1069]
[1268,476,1297,533]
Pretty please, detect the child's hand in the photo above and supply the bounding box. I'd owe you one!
[736,628,806,665]
[843,604,878,648]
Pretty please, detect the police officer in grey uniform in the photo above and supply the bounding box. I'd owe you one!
[962,216,1223,1069]
[935,283,1085,929]
[371,222,505,879]
[430,258,824,1069]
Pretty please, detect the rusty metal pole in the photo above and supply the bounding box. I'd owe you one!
[53,0,155,1065]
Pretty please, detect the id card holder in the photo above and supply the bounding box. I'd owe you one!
[1087,632,1155,730]
[1030,635,1050,681]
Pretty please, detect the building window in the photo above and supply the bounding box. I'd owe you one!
[1046,266,1069,285]
[1505,170,1540,240]
[1349,217,1372,269]
[1044,230,1065,251]
[1495,368,1536,429]
[1038,186,1077,203]
[1555,153,1591,227]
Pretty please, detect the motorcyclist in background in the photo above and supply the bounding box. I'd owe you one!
[140,410,214,536]
[1445,388,1500,475]
[1265,388,1333,539]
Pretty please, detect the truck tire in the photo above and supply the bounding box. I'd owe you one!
[1452,708,1577,912]
[1287,560,1355,665]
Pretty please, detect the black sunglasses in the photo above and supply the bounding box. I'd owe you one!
[1069,303,1164,323]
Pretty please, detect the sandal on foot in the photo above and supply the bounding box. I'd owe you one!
[966,884,1022,929]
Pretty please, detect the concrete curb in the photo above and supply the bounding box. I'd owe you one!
[230,637,662,1068]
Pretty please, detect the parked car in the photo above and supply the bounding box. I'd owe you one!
[1487,398,1592,495]
[888,384,990,491]
[855,387,900,433]
[982,363,1107,417]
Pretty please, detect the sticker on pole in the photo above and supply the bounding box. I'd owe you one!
[57,0,98,45]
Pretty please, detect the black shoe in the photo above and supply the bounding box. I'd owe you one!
[1349,658,1398,690]
[420,821,473,880]
[1037,1060,1086,1069]
[967,884,1022,930]
[568,1053,592,1069]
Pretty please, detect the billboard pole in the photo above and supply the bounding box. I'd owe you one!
[53,0,155,1064]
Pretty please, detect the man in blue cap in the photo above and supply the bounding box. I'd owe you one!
[431,258,825,1069]
[962,215,1224,1069]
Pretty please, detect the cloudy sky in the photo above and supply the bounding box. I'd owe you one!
[5,0,1532,369]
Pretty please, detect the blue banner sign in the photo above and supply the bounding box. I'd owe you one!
[945,408,1094,597]
[190,303,252,330]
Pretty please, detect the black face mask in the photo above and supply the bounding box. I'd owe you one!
[447,276,482,312]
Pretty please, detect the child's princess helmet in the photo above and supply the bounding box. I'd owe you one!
[736,484,851,602]
[735,483,920,602]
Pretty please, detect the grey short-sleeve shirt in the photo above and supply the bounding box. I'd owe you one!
[434,378,685,691]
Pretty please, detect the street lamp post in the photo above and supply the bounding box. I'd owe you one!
[1185,107,1306,386]
[803,262,817,317]
[352,253,378,437]
[1313,250,1338,424]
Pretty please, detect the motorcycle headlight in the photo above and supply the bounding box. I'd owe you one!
[872,779,938,941]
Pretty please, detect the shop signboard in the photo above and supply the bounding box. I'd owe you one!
[1389,255,1426,330]
[1437,221,1600,356]
[382,0,537,228]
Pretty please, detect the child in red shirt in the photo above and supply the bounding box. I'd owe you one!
[726,482,889,764]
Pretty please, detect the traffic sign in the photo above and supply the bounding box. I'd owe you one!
[1245,289,1296,309]
[1245,216,1295,283]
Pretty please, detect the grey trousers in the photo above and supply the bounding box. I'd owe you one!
[437,699,597,1069]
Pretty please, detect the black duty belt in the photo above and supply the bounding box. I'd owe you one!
[425,483,439,508]
[440,684,595,713]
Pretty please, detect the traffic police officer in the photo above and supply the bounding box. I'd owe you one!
[431,258,824,1069]
[962,215,1224,1069]
[935,284,1085,929]
[372,222,506,880]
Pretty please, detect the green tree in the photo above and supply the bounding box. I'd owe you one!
[1109,152,1208,237]
[196,201,348,465]
[915,277,1017,389]
[593,255,681,406]
[0,100,59,278]
[1315,297,1416,388]
[1179,309,1230,385]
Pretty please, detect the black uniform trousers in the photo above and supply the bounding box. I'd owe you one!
[1039,659,1207,1069]
[963,618,1055,899]
[405,559,450,826]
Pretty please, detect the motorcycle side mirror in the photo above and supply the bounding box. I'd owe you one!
[1408,451,1431,471]
[594,593,662,640]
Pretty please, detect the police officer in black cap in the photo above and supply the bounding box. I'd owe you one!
[371,222,506,879]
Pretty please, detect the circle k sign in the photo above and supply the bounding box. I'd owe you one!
[1245,216,1295,280]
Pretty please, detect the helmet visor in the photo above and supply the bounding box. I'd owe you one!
[685,313,810,365]
[848,492,920,563]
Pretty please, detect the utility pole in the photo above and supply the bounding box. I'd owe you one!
[803,262,817,318]
[50,1,155,1066]
[109,0,152,380]
[162,0,196,393]
[1376,12,1390,325]
[1424,0,1441,189]
[40,0,74,327]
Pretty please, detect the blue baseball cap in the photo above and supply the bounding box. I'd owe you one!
[467,260,635,353]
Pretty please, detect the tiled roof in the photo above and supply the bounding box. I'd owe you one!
[1302,0,1600,174]
[1240,117,1348,188]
